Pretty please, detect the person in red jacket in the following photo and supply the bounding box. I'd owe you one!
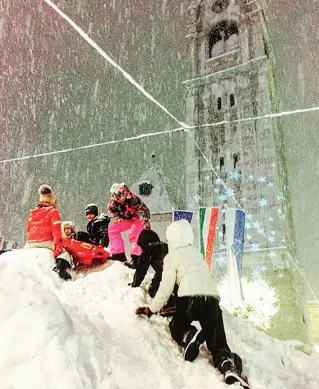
[25,184,63,260]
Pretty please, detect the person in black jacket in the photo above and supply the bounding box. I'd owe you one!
[130,229,177,307]
[85,204,110,247]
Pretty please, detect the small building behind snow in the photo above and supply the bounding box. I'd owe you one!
[130,156,174,214]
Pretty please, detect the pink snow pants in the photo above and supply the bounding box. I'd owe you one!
[108,218,143,256]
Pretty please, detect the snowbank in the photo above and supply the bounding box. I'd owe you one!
[0,249,318,389]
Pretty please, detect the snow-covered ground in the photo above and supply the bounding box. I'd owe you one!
[0,249,318,389]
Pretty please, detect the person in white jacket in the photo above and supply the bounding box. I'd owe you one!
[136,219,249,388]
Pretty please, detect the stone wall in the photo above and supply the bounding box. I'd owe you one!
[265,0,319,302]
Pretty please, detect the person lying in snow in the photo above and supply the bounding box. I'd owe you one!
[107,183,151,267]
[85,204,110,247]
[136,219,249,388]
[129,229,174,296]
[25,184,63,259]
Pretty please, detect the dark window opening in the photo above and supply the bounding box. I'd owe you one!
[230,94,235,107]
[209,20,239,58]
[262,35,270,58]
[139,182,153,196]
[220,125,225,145]
[219,156,225,171]
[211,0,230,13]
[217,97,222,110]
[233,153,240,169]
[222,223,226,242]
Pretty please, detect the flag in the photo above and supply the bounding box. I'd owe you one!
[199,207,219,274]
[225,207,245,303]
[173,210,193,223]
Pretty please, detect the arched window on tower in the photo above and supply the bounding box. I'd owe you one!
[211,0,230,13]
[219,156,225,171]
[233,153,240,169]
[230,94,235,107]
[209,21,239,58]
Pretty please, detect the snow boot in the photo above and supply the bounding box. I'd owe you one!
[111,253,127,262]
[53,258,72,281]
[183,328,206,362]
[220,357,249,388]
[124,254,139,269]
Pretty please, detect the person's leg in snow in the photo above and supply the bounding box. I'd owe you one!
[169,296,207,362]
[124,254,140,269]
[108,220,132,263]
[170,296,249,388]
[124,219,143,268]
[53,258,72,281]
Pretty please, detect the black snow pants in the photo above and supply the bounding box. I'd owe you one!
[169,295,232,368]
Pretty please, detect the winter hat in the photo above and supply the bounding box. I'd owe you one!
[62,221,75,231]
[109,183,130,201]
[137,229,160,249]
[166,219,194,250]
[109,183,124,195]
[38,184,57,205]
[85,204,98,216]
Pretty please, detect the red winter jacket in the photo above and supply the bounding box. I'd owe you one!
[26,201,63,257]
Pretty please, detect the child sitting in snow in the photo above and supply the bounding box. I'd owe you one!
[107,183,150,267]
[136,220,249,388]
[85,204,110,247]
[53,221,76,281]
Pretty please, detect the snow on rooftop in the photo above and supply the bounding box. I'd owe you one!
[130,162,174,213]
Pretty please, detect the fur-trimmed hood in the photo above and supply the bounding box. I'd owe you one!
[61,221,75,238]
[166,219,193,251]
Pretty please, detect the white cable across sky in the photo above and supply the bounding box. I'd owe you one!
[1,104,318,164]
[43,0,190,130]
[0,127,185,163]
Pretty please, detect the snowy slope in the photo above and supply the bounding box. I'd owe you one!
[0,249,318,389]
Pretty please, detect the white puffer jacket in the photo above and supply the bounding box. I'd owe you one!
[150,220,218,313]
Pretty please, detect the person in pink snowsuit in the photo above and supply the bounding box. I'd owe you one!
[108,183,150,268]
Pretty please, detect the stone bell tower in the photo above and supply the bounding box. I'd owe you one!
[184,0,292,249]
[183,0,310,343]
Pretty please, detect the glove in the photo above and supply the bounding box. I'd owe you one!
[136,306,153,317]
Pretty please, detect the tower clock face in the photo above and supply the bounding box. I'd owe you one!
[211,0,230,13]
